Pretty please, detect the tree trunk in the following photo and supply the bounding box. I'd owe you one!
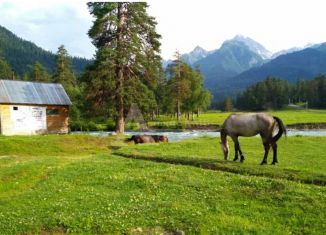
[115,68,124,134]
[177,100,180,121]
[192,111,194,121]
[115,3,126,134]
[151,110,155,121]
[197,107,200,118]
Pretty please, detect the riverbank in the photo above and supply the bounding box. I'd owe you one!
[75,129,326,142]
[149,122,326,131]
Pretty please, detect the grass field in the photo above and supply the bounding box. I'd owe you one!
[0,135,325,234]
[148,109,326,128]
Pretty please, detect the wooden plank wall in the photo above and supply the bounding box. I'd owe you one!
[46,105,69,134]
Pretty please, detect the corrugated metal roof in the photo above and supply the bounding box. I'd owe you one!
[0,80,72,105]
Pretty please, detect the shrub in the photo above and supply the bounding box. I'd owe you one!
[125,121,140,131]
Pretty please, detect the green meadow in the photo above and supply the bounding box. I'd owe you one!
[0,134,325,234]
[148,109,326,128]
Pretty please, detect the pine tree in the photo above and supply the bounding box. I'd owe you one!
[86,2,162,133]
[0,57,13,79]
[183,65,212,119]
[167,51,191,120]
[223,97,233,112]
[53,45,81,121]
[53,45,76,88]
[29,62,50,82]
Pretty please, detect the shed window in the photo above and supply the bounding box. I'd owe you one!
[13,106,18,111]
[46,109,59,115]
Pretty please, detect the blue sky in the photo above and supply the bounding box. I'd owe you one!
[1,0,325,59]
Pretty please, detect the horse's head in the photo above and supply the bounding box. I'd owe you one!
[220,129,229,160]
[220,140,229,160]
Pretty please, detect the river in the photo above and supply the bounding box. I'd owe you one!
[73,129,326,142]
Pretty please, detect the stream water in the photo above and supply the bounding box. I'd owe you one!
[73,129,326,142]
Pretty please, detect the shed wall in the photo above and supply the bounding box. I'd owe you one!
[0,105,12,135]
[0,104,69,135]
[46,105,69,134]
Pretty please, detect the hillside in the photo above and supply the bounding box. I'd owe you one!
[0,25,90,75]
[194,38,265,89]
[218,44,326,98]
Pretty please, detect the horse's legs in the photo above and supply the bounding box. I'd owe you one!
[232,136,245,162]
[238,143,245,162]
[261,142,270,165]
[271,142,278,164]
[231,136,239,161]
[233,144,239,161]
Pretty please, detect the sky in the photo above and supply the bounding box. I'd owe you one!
[0,0,325,59]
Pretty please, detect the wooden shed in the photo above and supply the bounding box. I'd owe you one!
[0,80,72,135]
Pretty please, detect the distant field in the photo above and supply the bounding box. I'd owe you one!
[148,109,326,128]
[0,135,325,234]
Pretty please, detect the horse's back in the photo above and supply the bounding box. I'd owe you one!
[223,113,274,137]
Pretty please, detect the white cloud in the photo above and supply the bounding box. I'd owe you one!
[0,0,95,58]
[0,0,325,60]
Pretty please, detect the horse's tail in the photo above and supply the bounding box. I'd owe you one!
[273,116,287,142]
[220,127,227,139]
[220,127,228,145]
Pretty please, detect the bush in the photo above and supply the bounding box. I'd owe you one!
[125,121,140,131]
[175,121,186,130]
[106,120,116,131]
[70,120,106,132]
[152,122,169,129]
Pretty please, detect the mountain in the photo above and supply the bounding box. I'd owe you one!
[162,59,173,69]
[232,35,272,59]
[271,43,323,59]
[181,46,211,65]
[216,43,326,98]
[271,47,302,59]
[0,25,91,76]
[194,37,266,91]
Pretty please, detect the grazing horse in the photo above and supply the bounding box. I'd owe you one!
[220,113,286,165]
[129,135,168,144]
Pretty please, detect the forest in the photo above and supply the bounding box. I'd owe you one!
[235,75,326,110]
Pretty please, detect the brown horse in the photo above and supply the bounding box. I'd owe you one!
[220,113,286,165]
[129,135,168,144]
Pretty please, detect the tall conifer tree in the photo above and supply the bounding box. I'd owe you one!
[53,45,80,121]
[86,2,162,133]
[53,45,76,89]
[0,58,13,79]
[30,62,50,82]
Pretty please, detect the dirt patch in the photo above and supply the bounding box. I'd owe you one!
[131,226,185,235]
[39,226,67,235]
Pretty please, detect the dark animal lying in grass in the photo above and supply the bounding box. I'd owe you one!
[220,113,287,165]
[129,135,168,144]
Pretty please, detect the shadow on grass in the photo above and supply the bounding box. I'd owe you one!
[114,153,326,186]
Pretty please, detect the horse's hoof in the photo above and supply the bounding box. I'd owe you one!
[260,161,267,165]
[240,160,244,163]
[271,162,277,165]
[233,158,238,161]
